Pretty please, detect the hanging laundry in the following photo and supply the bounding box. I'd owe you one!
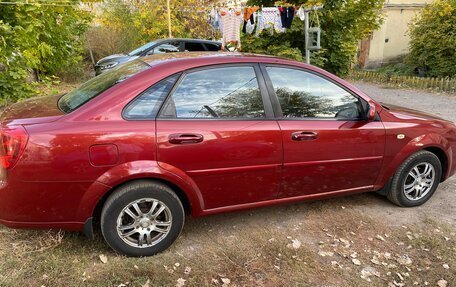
[220,8,243,50]
[245,12,258,34]
[242,6,259,34]
[209,7,221,32]
[256,7,284,35]
[218,10,223,33]
[296,7,305,21]
[279,6,295,29]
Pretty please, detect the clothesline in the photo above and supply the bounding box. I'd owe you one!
[210,5,316,51]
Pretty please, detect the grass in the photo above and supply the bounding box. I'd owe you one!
[374,63,414,77]
[1,198,454,287]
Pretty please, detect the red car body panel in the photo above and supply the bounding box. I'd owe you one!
[278,120,385,197]
[0,53,455,232]
[156,120,283,210]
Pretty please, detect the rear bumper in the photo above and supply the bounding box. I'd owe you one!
[0,177,106,231]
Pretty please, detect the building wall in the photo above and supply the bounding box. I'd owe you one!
[362,0,430,69]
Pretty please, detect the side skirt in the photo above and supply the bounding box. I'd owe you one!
[198,185,374,216]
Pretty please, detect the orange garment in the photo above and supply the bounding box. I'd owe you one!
[243,6,259,21]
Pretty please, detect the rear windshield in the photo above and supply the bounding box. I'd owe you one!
[58,60,149,113]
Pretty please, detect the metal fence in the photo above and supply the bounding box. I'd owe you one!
[349,70,456,93]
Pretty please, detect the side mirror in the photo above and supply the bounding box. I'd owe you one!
[367,102,376,121]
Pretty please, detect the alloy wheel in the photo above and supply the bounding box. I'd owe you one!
[116,198,172,248]
[403,162,435,201]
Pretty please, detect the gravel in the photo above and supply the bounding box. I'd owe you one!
[353,81,456,122]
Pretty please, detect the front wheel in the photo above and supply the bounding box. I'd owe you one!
[387,150,442,207]
[100,180,185,257]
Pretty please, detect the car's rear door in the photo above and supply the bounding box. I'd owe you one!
[260,64,385,198]
[155,64,282,210]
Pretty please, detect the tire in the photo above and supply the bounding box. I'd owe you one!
[101,180,185,257]
[387,150,442,207]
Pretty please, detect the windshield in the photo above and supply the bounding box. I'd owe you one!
[58,60,150,113]
[128,41,156,56]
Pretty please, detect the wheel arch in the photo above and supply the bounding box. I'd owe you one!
[375,133,451,188]
[76,161,205,227]
[92,177,192,226]
[423,146,448,182]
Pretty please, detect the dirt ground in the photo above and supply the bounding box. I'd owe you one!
[0,82,455,287]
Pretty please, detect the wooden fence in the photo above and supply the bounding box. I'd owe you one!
[349,70,456,93]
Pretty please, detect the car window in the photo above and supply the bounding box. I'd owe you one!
[184,42,206,51]
[58,60,150,113]
[204,43,221,51]
[160,66,265,119]
[123,74,179,120]
[148,42,180,55]
[128,41,156,56]
[266,67,363,119]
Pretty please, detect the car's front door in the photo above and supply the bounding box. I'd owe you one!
[261,65,385,198]
[156,64,282,210]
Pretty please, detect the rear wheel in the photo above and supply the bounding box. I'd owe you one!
[101,180,185,257]
[387,151,442,207]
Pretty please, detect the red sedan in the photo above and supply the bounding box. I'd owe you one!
[1,53,455,256]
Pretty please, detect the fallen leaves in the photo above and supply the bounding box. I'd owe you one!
[360,266,380,281]
[221,277,231,286]
[287,239,301,250]
[99,254,108,264]
[184,266,192,274]
[176,278,186,287]
[352,258,362,266]
[318,250,334,257]
[396,255,412,266]
[375,235,386,242]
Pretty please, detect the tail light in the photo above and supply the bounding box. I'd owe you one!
[0,125,28,169]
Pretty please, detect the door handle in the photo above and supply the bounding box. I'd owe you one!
[169,133,204,144]
[291,131,318,141]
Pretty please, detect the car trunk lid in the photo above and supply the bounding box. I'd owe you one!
[0,94,65,126]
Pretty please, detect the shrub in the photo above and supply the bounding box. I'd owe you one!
[406,0,456,78]
[243,0,385,76]
[0,1,91,105]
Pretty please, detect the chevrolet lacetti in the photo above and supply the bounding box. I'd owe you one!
[1,53,455,257]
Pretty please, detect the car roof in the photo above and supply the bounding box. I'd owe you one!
[155,38,221,45]
[141,52,296,67]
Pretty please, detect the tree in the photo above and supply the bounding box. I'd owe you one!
[0,0,91,104]
[243,0,385,76]
[93,0,215,56]
[406,0,456,78]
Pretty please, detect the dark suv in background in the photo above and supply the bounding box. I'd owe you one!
[94,38,222,75]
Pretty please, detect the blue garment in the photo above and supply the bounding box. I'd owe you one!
[280,6,295,29]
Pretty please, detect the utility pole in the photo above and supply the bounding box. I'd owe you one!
[167,0,172,38]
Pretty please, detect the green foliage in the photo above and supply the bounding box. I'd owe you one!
[0,0,91,105]
[242,27,304,61]
[375,63,414,77]
[406,0,456,78]
[93,0,215,57]
[243,0,385,76]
